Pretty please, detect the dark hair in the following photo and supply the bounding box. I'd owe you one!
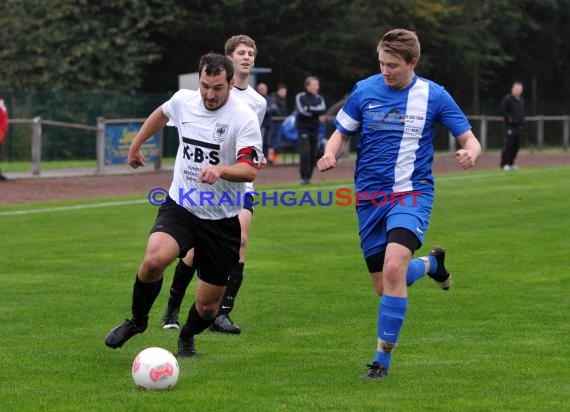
[198,53,234,83]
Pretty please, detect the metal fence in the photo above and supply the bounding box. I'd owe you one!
[452,115,570,153]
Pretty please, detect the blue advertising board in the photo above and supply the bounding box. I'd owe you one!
[104,123,160,165]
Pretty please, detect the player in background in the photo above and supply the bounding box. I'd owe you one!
[161,35,267,334]
[317,29,481,379]
[104,53,262,356]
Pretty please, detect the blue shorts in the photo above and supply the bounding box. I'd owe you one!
[356,190,434,259]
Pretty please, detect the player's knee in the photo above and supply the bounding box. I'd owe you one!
[141,254,168,278]
[196,301,218,320]
[381,259,404,284]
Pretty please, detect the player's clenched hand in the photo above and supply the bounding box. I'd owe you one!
[198,166,222,184]
[455,149,476,169]
[260,155,268,169]
[318,153,337,172]
[128,149,145,169]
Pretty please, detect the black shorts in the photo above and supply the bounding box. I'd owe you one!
[150,198,241,286]
[365,228,420,273]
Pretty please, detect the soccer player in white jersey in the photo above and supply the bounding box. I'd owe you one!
[162,35,267,334]
[317,29,481,379]
[105,53,262,357]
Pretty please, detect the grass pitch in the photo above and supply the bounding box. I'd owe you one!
[1,165,569,411]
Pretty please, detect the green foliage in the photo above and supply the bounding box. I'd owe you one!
[143,0,379,100]
[0,0,176,91]
[1,0,570,112]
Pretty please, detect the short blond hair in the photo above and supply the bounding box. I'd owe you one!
[377,29,420,63]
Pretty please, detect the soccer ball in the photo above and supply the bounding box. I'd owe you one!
[132,347,179,390]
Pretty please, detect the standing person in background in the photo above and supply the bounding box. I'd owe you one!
[317,28,481,379]
[256,82,272,161]
[500,81,525,170]
[162,35,267,335]
[0,98,8,181]
[268,83,288,164]
[295,76,326,184]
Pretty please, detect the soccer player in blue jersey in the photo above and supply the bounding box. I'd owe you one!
[317,28,481,379]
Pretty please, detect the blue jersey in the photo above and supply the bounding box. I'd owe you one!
[335,74,471,194]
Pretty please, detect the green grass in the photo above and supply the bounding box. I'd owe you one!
[1,154,303,172]
[1,166,569,411]
[1,158,178,172]
[2,159,97,172]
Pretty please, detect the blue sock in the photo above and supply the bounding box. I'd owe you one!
[427,254,438,275]
[374,295,408,371]
[406,258,427,286]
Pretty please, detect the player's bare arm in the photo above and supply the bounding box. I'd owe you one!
[199,145,260,183]
[128,107,169,168]
[318,130,350,172]
[199,162,258,184]
[455,130,482,170]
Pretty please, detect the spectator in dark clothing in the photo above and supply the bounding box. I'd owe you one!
[295,76,326,184]
[268,83,288,163]
[500,81,525,170]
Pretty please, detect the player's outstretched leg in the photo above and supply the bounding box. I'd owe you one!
[105,319,148,349]
[162,259,196,329]
[105,275,162,348]
[405,246,452,289]
[427,246,452,290]
[209,262,244,334]
[405,256,428,286]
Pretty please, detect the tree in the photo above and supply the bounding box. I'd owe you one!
[143,0,381,103]
[1,0,569,116]
[500,0,570,114]
[0,0,176,91]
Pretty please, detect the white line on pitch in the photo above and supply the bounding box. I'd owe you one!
[0,199,148,216]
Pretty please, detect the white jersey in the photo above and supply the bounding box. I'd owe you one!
[231,86,267,193]
[231,85,267,125]
[162,89,263,220]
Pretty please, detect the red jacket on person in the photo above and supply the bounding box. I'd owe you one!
[0,99,8,143]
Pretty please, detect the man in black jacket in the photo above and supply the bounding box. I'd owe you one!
[500,81,525,170]
[295,76,326,184]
